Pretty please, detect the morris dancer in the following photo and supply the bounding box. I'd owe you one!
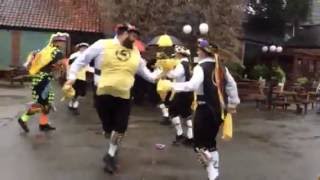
[64,24,161,174]
[166,45,194,146]
[68,43,93,114]
[158,39,240,180]
[17,33,69,132]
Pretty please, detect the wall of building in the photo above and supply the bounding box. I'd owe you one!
[0,30,12,67]
[0,29,104,68]
[20,31,52,65]
[0,29,52,67]
[309,0,320,25]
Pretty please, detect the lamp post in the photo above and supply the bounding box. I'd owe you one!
[183,23,209,35]
[183,23,209,64]
[261,44,283,110]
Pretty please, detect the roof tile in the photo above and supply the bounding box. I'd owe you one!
[0,0,102,33]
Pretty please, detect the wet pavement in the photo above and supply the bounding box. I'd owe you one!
[0,82,319,180]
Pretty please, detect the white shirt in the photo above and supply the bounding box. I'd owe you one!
[172,57,240,105]
[167,58,188,82]
[68,38,161,85]
[67,51,94,78]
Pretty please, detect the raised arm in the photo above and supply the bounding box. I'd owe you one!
[68,40,104,81]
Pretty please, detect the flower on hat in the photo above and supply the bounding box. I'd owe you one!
[76,42,89,49]
[175,45,190,56]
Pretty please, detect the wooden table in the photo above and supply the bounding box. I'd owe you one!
[0,67,15,79]
[0,67,29,85]
[272,90,316,114]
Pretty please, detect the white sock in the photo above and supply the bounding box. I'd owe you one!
[211,151,219,169]
[73,100,79,109]
[108,143,118,157]
[159,103,166,109]
[159,103,169,117]
[186,119,193,139]
[163,108,169,117]
[68,101,73,108]
[207,162,219,180]
[172,116,183,136]
[206,151,219,180]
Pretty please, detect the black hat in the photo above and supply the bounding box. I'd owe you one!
[115,24,129,35]
[198,39,218,55]
[128,24,140,35]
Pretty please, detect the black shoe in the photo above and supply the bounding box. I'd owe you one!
[72,108,80,115]
[183,138,194,147]
[160,117,171,126]
[39,124,56,132]
[18,118,29,133]
[103,154,117,174]
[172,135,186,146]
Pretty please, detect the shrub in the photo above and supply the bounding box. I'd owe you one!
[296,77,308,86]
[226,62,245,80]
[271,66,286,83]
[250,64,269,80]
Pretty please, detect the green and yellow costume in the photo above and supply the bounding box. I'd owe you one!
[18,33,67,132]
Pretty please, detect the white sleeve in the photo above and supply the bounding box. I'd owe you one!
[86,65,95,73]
[167,63,185,79]
[172,65,204,92]
[68,40,104,81]
[225,68,240,106]
[317,84,320,94]
[136,58,162,83]
[69,52,79,61]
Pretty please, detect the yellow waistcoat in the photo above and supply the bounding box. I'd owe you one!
[96,39,140,99]
[76,66,87,81]
[29,45,58,75]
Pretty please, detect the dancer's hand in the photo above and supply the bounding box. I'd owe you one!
[61,83,75,101]
[227,104,237,114]
[65,79,75,86]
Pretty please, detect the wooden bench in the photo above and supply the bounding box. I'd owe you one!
[277,91,315,114]
[238,80,266,109]
[272,94,291,110]
[1,67,30,86]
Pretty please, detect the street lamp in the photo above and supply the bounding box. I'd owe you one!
[262,46,268,53]
[261,45,283,53]
[183,24,192,34]
[183,23,209,63]
[261,44,283,110]
[183,23,209,35]
[276,46,283,53]
[199,23,209,35]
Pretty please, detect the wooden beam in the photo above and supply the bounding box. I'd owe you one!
[11,31,21,66]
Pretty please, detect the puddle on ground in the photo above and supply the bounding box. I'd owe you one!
[0,117,14,128]
[291,136,320,141]
[0,95,27,106]
[0,95,25,99]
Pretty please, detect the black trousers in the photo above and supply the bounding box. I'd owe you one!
[73,80,87,98]
[169,92,193,118]
[193,104,223,151]
[95,94,131,134]
[132,75,147,105]
[164,91,172,106]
